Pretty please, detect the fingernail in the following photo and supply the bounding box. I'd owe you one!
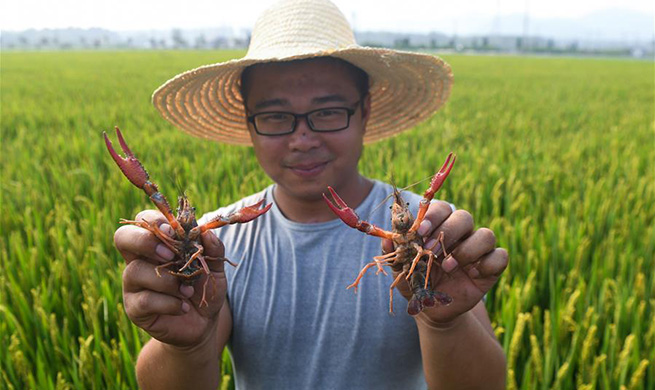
[156,244,175,261]
[180,284,194,298]
[468,268,480,278]
[425,239,438,251]
[161,223,173,237]
[418,220,432,236]
[442,256,459,273]
[181,302,190,313]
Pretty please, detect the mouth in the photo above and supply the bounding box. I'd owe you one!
[287,161,329,177]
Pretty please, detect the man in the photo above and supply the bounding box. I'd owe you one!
[115,0,508,388]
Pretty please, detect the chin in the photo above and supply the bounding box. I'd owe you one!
[279,181,328,202]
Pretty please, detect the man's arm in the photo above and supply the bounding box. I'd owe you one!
[114,210,233,390]
[417,302,506,389]
[413,203,508,389]
[136,302,232,390]
[384,201,508,389]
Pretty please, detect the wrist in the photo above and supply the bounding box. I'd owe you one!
[415,309,474,332]
[158,321,220,364]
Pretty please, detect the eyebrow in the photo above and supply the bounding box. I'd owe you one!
[253,98,290,111]
[252,94,349,111]
[311,94,348,105]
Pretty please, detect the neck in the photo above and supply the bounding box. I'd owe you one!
[273,174,374,223]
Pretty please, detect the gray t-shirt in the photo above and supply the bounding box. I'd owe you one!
[199,180,429,389]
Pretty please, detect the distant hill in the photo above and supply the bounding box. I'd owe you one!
[461,8,653,42]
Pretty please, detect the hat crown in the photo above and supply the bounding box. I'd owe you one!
[246,0,357,60]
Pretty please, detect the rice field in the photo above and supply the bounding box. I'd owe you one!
[1,50,653,389]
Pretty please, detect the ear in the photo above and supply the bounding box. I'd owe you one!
[360,93,372,133]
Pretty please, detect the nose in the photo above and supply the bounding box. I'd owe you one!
[288,116,321,151]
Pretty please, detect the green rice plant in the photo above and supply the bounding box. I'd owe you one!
[1,51,653,389]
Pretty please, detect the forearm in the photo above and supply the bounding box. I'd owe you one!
[136,324,223,390]
[417,309,506,390]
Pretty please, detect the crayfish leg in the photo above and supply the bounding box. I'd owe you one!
[155,261,178,277]
[199,274,215,308]
[119,219,181,255]
[178,244,204,273]
[406,244,426,280]
[388,270,408,315]
[205,255,238,268]
[346,261,386,292]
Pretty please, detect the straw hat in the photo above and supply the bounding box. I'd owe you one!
[152,0,453,146]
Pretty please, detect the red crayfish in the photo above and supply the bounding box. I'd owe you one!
[104,127,271,306]
[323,153,456,315]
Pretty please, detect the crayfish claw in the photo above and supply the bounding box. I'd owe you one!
[115,126,136,158]
[323,186,360,228]
[233,199,273,223]
[422,152,457,201]
[407,296,423,316]
[197,198,272,233]
[325,186,348,208]
[103,127,150,190]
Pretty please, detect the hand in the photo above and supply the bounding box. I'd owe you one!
[383,201,508,324]
[115,210,227,348]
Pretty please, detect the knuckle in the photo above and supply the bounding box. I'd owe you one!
[381,239,394,254]
[426,200,452,221]
[123,296,136,318]
[115,224,151,253]
[113,225,132,250]
[135,209,163,223]
[202,231,225,256]
[122,263,133,284]
[132,292,151,314]
[123,260,145,287]
[432,200,453,215]
[477,228,497,248]
[453,209,474,230]
[498,248,509,264]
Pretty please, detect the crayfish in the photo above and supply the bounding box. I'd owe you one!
[323,153,456,316]
[104,127,271,307]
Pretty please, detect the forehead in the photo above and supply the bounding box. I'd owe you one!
[242,58,361,104]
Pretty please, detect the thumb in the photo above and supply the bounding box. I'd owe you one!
[381,238,394,254]
[200,231,225,259]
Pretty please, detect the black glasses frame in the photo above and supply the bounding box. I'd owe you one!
[247,101,361,136]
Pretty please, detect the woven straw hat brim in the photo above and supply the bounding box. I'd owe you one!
[152,46,452,146]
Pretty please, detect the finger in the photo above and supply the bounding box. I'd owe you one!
[472,248,509,279]
[449,228,497,268]
[381,238,394,254]
[183,271,227,314]
[135,210,178,260]
[123,259,188,298]
[417,201,453,237]
[124,289,188,320]
[425,209,474,254]
[114,223,175,264]
[200,231,225,259]
[203,255,227,273]
[135,209,168,225]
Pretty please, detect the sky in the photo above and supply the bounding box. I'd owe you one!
[2,0,653,37]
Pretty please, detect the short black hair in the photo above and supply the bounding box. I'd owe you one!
[239,57,369,107]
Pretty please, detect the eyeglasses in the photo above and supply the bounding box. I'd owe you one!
[247,101,361,136]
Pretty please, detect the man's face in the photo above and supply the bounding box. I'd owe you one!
[243,59,370,202]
